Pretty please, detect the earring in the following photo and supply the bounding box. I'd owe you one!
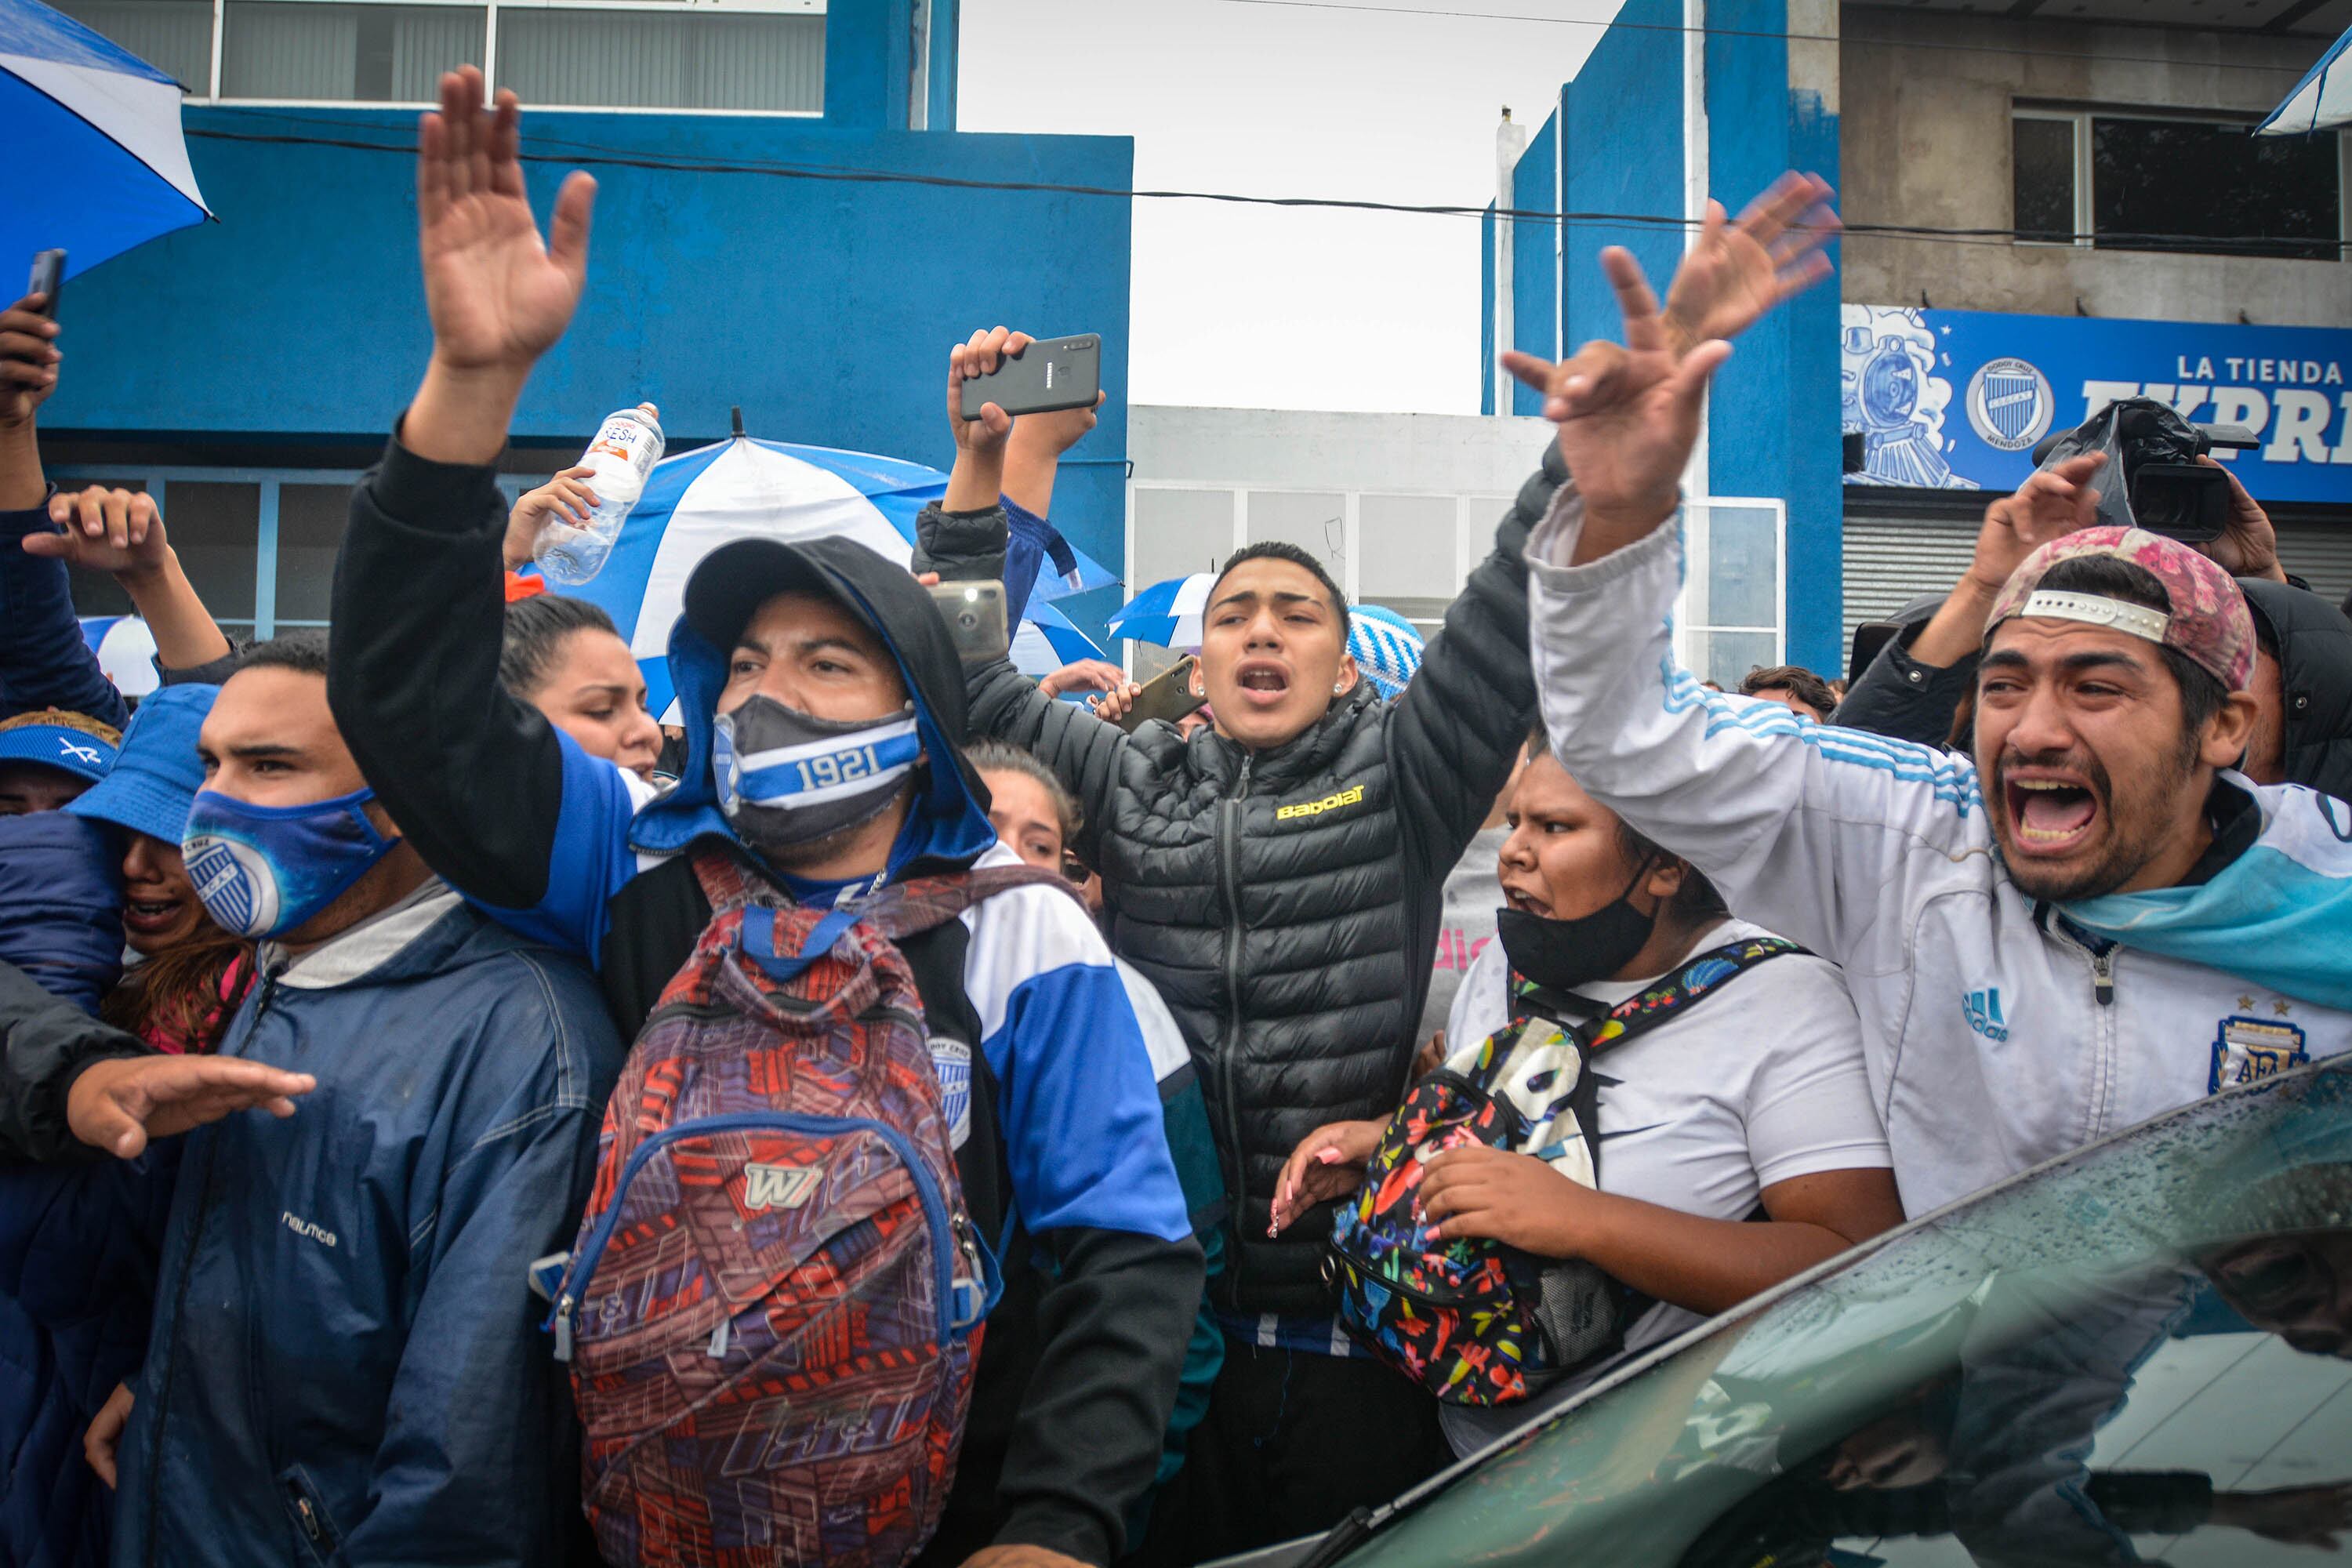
[1334,682,1344,693]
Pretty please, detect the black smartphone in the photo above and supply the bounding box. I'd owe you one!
[1116,655,1205,734]
[926,579,1010,664]
[960,334,1101,422]
[27,250,64,316]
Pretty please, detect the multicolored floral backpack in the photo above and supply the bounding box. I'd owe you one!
[1328,936,1802,1406]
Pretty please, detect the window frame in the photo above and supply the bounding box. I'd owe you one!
[1673,495,1786,688]
[71,0,826,114]
[2010,107,2092,249]
[2011,103,2349,260]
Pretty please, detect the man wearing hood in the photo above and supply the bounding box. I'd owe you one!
[325,72,1202,1568]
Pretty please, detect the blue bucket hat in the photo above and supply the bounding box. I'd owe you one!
[0,708,118,784]
[1347,604,1428,701]
[65,684,217,844]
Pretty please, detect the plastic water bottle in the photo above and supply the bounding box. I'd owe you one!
[534,405,666,586]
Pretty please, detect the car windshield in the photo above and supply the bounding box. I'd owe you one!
[1336,1058,2352,1568]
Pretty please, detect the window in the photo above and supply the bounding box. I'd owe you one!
[1676,498,1784,691]
[2012,109,2346,261]
[51,0,823,114]
[49,466,341,641]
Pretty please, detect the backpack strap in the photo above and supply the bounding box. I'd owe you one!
[713,855,1087,983]
[1572,935,1808,1056]
[857,863,1088,943]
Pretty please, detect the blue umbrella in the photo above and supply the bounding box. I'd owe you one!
[1012,601,1112,678]
[1106,572,1214,648]
[2256,24,2352,136]
[1,0,210,281]
[532,433,1118,717]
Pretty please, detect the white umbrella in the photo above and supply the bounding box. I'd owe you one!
[2256,24,2352,136]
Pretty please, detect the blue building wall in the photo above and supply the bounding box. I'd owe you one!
[1485,0,1846,672]
[1559,1,1682,372]
[1704,0,1842,673]
[42,0,1135,630]
[1507,112,1559,417]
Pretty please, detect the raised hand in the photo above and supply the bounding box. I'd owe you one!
[0,296,60,429]
[1504,247,1730,556]
[24,485,169,579]
[504,464,601,569]
[947,326,1029,458]
[2196,455,2288,584]
[419,67,595,375]
[1964,452,2105,597]
[1662,172,1838,358]
[1037,658,1127,700]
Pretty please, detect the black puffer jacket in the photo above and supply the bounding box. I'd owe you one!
[2239,578,2352,801]
[918,445,1559,1314]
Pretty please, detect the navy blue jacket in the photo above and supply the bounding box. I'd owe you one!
[0,495,127,731]
[0,812,122,1016]
[110,889,623,1568]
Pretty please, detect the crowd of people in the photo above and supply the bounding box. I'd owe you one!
[0,64,2347,1568]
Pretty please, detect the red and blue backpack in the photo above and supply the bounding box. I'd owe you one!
[544,850,1064,1568]
[1327,936,1801,1406]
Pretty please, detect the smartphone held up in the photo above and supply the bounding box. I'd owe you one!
[27,250,64,316]
[960,335,1102,422]
[927,579,1011,665]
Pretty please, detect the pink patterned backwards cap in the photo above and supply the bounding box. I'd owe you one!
[1984,526,2254,693]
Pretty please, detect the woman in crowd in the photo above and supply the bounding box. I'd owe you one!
[70,686,252,1054]
[497,592,663,784]
[1272,735,1907,1454]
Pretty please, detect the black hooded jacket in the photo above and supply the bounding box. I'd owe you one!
[916,443,1560,1316]
[2238,578,2352,801]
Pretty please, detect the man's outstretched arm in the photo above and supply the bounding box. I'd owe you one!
[1514,242,1977,964]
[329,68,638,961]
[1392,173,1845,875]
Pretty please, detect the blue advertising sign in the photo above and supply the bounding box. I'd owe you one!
[1841,305,2352,504]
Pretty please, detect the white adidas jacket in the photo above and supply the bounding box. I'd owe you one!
[1526,488,2352,1217]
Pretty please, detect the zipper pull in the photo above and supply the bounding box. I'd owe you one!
[706,1316,731,1359]
[553,1296,574,1363]
[296,1497,322,1542]
[2092,950,2115,1007]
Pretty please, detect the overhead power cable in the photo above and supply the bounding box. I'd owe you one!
[180,122,2350,256]
[1204,0,2332,75]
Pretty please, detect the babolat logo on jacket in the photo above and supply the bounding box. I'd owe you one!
[1276,784,1367,822]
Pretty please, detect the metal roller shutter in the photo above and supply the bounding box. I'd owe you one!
[2275,521,2352,612]
[1841,514,1981,648]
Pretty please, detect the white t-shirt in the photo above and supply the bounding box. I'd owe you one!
[1437,917,1891,1455]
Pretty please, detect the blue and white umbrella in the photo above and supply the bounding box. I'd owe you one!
[2,0,210,281]
[80,612,157,698]
[1105,572,1214,648]
[2257,24,2352,135]
[543,434,1116,718]
[1011,600,1112,678]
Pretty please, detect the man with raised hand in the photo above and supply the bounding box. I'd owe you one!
[1511,245,2352,1219]
[327,70,1202,1568]
[917,181,1838,1555]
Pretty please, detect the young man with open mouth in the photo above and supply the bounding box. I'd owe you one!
[1510,242,2352,1218]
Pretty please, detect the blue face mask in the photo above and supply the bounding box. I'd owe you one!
[181,785,401,939]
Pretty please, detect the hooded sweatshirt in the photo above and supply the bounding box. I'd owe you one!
[325,434,1203,1567]
[2238,578,2352,803]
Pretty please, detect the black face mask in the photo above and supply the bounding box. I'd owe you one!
[1495,863,1661,992]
